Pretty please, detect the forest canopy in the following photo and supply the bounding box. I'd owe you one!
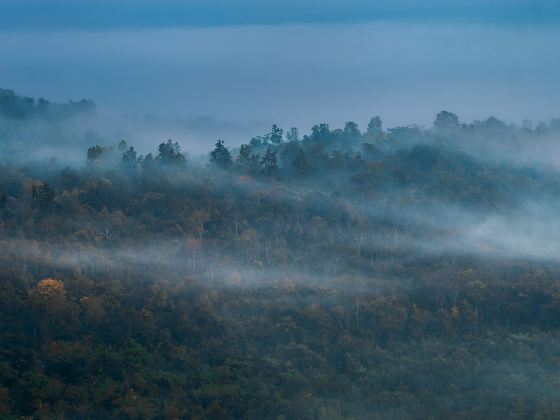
[1,89,560,418]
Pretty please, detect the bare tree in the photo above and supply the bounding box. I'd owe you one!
[98,223,112,242]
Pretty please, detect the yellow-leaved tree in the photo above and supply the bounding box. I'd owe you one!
[28,278,67,342]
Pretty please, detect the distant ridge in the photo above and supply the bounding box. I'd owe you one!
[0,88,95,120]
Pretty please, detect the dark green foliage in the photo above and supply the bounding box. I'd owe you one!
[367,116,383,135]
[86,145,105,163]
[158,139,186,166]
[209,139,233,169]
[344,121,360,138]
[434,110,460,130]
[260,147,278,176]
[270,124,284,145]
[286,127,299,143]
[236,143,259,174]
[236,143,252,166]
[311,123,331,140]
[1,157,560,418]
[249,135,266,149]
[140,153,156,172]
[121,146,137,166]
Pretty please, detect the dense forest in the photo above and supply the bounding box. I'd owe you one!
[2,89,560,419]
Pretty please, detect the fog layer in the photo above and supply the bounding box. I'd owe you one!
[1,23,559,136]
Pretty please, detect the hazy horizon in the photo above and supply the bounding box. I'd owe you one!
[1,18,559,147]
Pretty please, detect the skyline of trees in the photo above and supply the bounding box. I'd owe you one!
[2,90,560,418]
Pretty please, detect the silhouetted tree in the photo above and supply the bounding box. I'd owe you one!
[434,111,460,129]
[260,148,278,176]
[367,116,383,135]
[311,123,330,140]
[209,139,233,169]
[286,127,299,143]
[250,135,267,148]
[122,146,138,166]
[270,124,283,144]
[158,139,185,166]
[236,143,259,173]
[140,153,157,172]
[237,144,252,166]
[344,121,361,138]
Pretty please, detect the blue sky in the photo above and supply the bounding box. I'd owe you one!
[0,1,558,148]
[0,0,559,29]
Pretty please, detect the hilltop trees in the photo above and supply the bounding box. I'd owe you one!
[209,139,233,169]
[367,116,383,135]
[286,127,299,143]
[434,110,460,130]
[0,88,95,119]
[86,145,109,164]
[236,144,252,167]
[122,146,138,166]
[311,123,331,141]
[236,143,260,173]
[86,139,186,170]
[260,148,278,176]
[344,121,360,138]
[2,108,560,418]
[158,139,186,166]
[269,124,283,145]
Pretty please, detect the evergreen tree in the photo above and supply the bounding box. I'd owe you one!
[286,127,299,143]
[209,139,233,169]
[367,116,383,135]
[237,144,252,166]
[434,111,460,129]
[344,121,361,138]
[158,139,186,166]
[311,123,330,140]
[122,146,138,166]
[140,153,157,172]
[260,147,278,176]
[270,124,283,144]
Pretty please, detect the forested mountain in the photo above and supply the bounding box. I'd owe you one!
[2,90,560,418]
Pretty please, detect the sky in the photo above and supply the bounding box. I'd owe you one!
[1,0,559,29]
[1,0,559,144]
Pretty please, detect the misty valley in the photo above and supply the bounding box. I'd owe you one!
[2,88,560,419]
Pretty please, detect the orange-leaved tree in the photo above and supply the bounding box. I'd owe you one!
[28,278,67,342]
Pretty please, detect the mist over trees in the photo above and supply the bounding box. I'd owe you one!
[0,88,95,120]
[2,89,560,418]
